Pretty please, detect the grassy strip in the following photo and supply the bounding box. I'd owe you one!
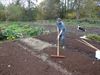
[86,34,100,42]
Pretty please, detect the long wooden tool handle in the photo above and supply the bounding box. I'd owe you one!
[57,38,60,56]
[81,39,99,50]
[57,32,60,56]
[77,39,99,51]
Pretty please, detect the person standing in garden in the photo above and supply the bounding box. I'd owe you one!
[56,18,66,49]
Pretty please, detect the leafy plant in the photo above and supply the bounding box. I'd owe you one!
[26,27,43,36]
[0,23,43,40]
[2,29,21,40]
[0,32,7,40]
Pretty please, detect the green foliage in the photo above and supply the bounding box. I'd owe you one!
[0,0,100,20]
[37,0,60,19]
[0,23,43,40]
[86,34,100,42]
[78,18,100,24]
[64,19,100,28]
[0,32,6,40]
[67,12,76,19]
[27,27,43,36]
[0,3,5,20]
[2,24,23,40]
[6,4,23,21]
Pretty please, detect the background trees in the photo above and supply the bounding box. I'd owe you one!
[36,0,60,19]
[0,2,5,20]
[0,0,100,21]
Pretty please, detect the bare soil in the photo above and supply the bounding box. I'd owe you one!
[0,41,63,75]
[0,25,100,75]
[36,26,100,75]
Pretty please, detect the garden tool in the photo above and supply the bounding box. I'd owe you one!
[77,39,100,60]
[51,32,65,58]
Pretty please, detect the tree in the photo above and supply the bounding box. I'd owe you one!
[15,0,20,5]
[20,0,37,21]
[76,0,80,19]
[60,0,67,18]
[6,4,23,21]
[79,0,97,18]
[0,2,5,20]
[37,0,60,19]
[70,0,98,19]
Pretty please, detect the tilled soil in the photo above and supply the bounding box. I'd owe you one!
[0,41,63,75]
[0,25,100,75]
[36,31,100,75]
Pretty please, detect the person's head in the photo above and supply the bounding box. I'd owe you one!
[57,18,62,22]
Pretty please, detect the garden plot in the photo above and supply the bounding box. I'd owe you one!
[36,31,100,75]
[0,26,100,75]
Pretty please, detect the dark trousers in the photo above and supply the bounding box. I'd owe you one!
[59,33,65,46]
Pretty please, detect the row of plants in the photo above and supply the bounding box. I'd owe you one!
[77,18,100,24]
[64,19,100,28]
[86,34,100,42]
[0,23,44,40]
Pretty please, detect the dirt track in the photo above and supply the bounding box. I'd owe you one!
[0,26,100,75]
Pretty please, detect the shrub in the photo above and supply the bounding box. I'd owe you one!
[2,29,22,40]
[0,23,44,40]
[67,12,76,19]
[26,27,43,36]
[0,32,7,40]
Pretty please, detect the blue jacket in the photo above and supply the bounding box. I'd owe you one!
[56,21,66,33]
